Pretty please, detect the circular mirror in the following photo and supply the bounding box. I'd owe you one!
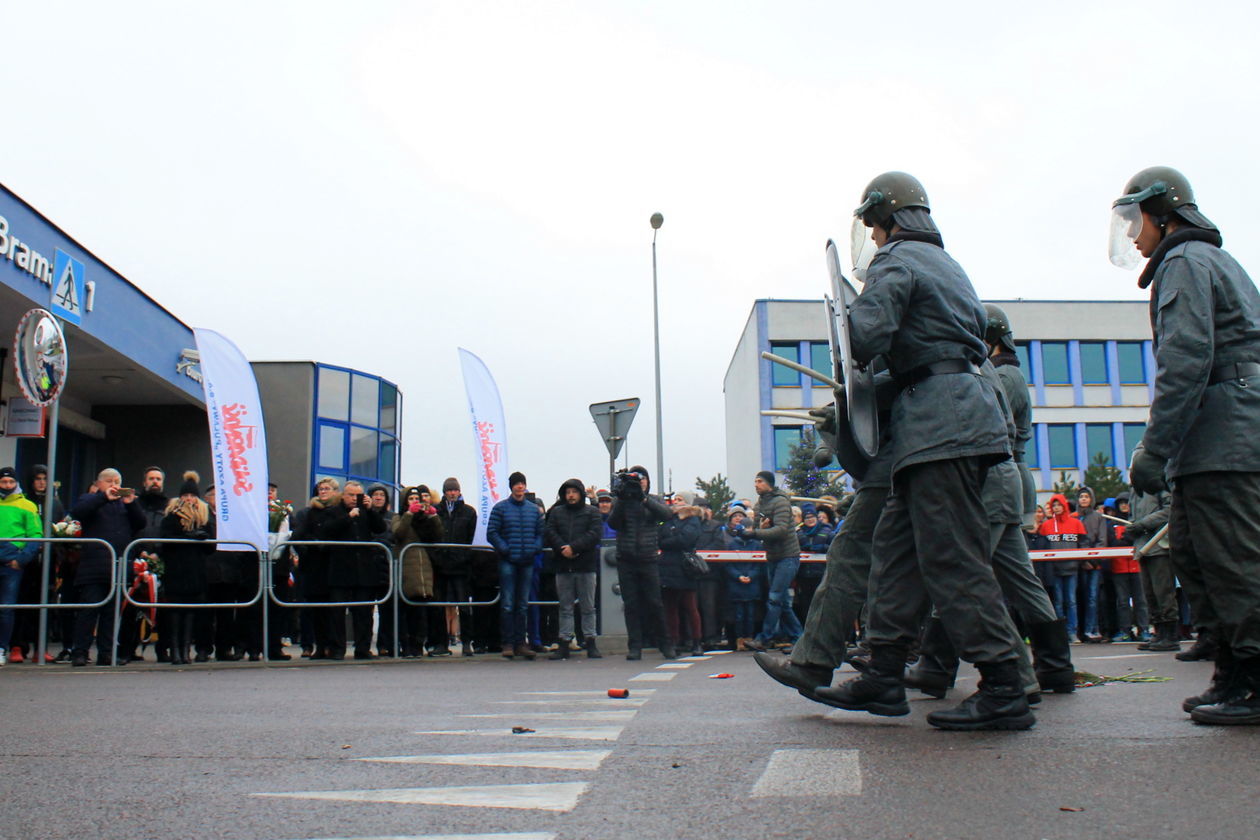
[13,308,68,407]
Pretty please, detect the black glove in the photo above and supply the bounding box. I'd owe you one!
[1130,449,1169,495]
[809,402,840,436]
[1125,521,1147,540]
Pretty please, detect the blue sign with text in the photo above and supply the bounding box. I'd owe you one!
[51,249,85,324]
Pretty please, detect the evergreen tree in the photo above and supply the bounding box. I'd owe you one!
[695,473,735,514]
[783,430,846,499]
[1052,470,1080,500]
[1082,452,1128,500]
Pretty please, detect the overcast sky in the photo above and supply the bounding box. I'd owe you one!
[4,2,1259,501]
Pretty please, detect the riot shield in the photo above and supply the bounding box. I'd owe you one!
[825,240,879,457]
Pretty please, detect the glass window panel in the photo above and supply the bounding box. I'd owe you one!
[809,342,832,378]
[1086,424,1113,466]
[1025,426,1039,469]
[1041,342,1070,384]
[350,426,378,477]
[317,367,350,421]
[379,438,397,486]
[1117,342,1146,384]
[315,473,345,490]
[773,426,801,470]
[1047,424,1077,468]
[1123,423,1146,467]
[317,423,346,471]
[770,343,800,387]
[1015,343,1032,382]
[351,374,379,427]
[380,383,398,433]
[1080,342,1108,384]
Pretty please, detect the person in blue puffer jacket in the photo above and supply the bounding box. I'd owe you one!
[721,506,764,650]
[487,471,544,660]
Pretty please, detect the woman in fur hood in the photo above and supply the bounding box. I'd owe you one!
[159,471,215,665]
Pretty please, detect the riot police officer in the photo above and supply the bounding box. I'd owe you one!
[1110,166,1260,725]
[812,172,1033,731]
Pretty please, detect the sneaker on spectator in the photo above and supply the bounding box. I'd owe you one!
[1109,632,1129,643]
[0,649,7,666]
[9,647,24,664]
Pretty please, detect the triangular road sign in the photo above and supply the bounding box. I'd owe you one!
[589,398,640,460]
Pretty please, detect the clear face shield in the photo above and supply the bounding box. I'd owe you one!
[1108,202,1143,269]
[850,215,878,286]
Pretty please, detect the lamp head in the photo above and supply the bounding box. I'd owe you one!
[650,212,664,230]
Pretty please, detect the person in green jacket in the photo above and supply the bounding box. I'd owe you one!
[0,466,43,666]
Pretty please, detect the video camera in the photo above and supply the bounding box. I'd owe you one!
[613,469,645,501]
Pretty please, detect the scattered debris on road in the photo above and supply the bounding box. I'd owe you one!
[511,726,536,734]
[1074,669,1171,688]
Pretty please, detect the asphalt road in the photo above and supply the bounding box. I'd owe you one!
[1,645,1254,840]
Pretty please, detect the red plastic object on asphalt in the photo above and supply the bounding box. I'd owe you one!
[708,673,735,679]
[607,688,630,698]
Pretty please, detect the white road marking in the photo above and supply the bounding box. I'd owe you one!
[680,655,712,661]
[750,749,863,797]
[415,726,624,741]
[254,782,589,812]
[518,689,656,696]
[459,710,637,721]
[490,699,648,707]
[303,834,555,840]
[628,672,676,682]
[354,750,611,770]
[655,663,692,670]
[703,650,732,655]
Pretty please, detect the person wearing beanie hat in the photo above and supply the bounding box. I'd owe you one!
[487,469,544,659]
[608,464,676,660]
[443,477,461,494]
[743,471,803,652]
[756,470,776,488]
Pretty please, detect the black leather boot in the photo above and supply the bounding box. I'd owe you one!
[585,637,603,659]
[753,651,834,700]
[813,643,909,716]
[1190,655,1260,725]
[1027,617,1076,694]
[926,659,1037,731]
[1143,621,1181,652]
[903,617,957,699]
[1183,640,1236,712]
[660,643,678,660]
[1175,630,1215,661]
[549,640,572,660]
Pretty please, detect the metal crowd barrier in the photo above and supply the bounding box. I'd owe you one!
[695,547,1137,564]
[4,538,119,667]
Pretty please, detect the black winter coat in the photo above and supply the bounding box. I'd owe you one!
[435,498,478,576]
[658,515,702,590]
[70,491,147,585]
[608,494,672,562]
[295,498,343,595]
[545,501,603,574]
[159,511,215,599]
[320,502,388,589]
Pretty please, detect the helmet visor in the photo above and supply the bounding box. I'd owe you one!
[1108,203,1143,269]
[850,215,878,284]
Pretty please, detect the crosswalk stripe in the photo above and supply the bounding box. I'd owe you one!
[518,689,656,696]
[254,782,589,812]
[628,672,676,682]
[680,655,713,661]
[459,710,637,721]
[655,663,692,670]
[415,726,624,741]
[355,750,611,770]
[301,834,555,840]
[490,699,648,707]
[750,749,862,797]
[703,650,733,655]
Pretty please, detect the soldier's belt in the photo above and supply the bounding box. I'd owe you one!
[1208,361,1260,385]
[895,358,980,389]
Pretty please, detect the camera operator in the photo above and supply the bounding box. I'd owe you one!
[608,465,676,660]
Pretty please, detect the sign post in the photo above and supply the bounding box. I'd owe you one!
[12,309,69,666]
[589,398,640,486]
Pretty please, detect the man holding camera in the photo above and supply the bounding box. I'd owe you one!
[608,465,675,660]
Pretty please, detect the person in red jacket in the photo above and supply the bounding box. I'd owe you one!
[1038,494,1087,641]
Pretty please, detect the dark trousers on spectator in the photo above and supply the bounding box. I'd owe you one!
[470,583,499,651]
[71,582,116,658]
[618,559,666,652]
[428,574,472,648]
[330,587,374,655]
[196,583,239,657]
[697,576,724,647]
[1113,571,1149,635]
[662,587,701,647]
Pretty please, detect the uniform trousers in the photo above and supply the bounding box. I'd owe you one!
[1169,471,1260,658]
[1139,552,1179,625]
[866,457,1018,665]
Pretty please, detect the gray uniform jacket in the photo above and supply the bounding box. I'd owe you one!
[747,487,801,561]
[1145,240,1260,478]
[1128,488,1171,558]
[996,361,1038,517]
[848,239,1010,477]
[980,361,1022,526]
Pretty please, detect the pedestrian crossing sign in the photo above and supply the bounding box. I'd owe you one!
[51,249,85,325]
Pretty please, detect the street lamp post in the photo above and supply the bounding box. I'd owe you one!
[650,212,664,489]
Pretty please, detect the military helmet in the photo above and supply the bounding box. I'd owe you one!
[853,171,929,228]
[1113,165,1216,230]
[983,304,1016,352]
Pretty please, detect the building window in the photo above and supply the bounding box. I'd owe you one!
[1117,342,1146,384]
[317,367,350,421]
[809,342,832,381]
[317,422,346,471]
[1085,424,1113,466]
[770,343,800,387]
[379,439,397,486]
[773,426,802,469]
[1025,426,1039,469]
[380,383,398,434]
[1041,342,1070,384]
[1047,424,1076,468]
[1015,343,1032,382]
[350,426,378,478]
[1123,423,1147,466]
[1080,342,1108,384]
[351,374,379,427]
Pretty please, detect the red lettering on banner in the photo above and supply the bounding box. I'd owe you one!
[221,403,258,495]
[477,420,501,497]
